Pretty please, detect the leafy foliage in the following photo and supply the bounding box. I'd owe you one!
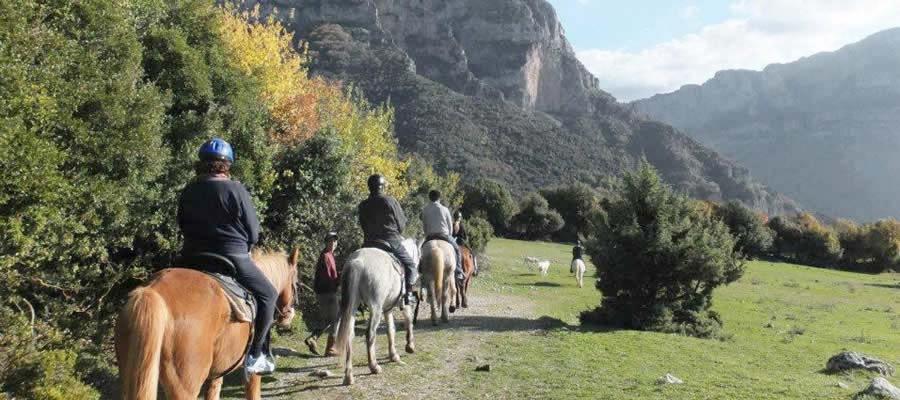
[540,183,600,242]
[713,201,775,258]
[768,213,842,267]
[509,193,564,240]
[582,163,744,338]
[461,178,517,235]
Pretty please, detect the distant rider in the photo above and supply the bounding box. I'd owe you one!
[177,138,277,375]
[305,232,341,357]
[453,210,477,276]
[358,174,418,305]
[421,190,465,284]
[571,239,584,274]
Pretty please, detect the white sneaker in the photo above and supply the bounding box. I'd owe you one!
[245,354,276,376]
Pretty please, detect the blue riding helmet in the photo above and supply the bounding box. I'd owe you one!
[198,137,234,163]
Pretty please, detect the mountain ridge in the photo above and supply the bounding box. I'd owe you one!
[633,27,900,220]
[229,0,799,215]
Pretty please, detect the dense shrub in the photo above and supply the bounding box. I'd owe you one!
[581,163,743,338]
[540,183,599,242]
[768,213,842,267]
[464,216,495,254]
[461,178,517,235]
[509,193,564,240]
[714,201,774,258]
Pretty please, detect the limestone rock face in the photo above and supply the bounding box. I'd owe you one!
[634,28,900,220]
[228,0,798,215]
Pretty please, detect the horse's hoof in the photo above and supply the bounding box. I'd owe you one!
[406,344,415,354]
[391,355,404,364]
[370,364,382,374]
[449,306,456,313]
[463,304,468,308]
[343,375,354,386]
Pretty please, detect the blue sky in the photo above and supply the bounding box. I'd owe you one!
[545,0,900,101]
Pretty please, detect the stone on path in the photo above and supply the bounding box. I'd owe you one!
[826,351,895,376]
[656,373,683,385]
[837,381,849,389]
[309,369,334,378]
[855,377,900,400]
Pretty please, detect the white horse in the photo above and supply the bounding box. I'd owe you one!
[419,240,457,326]
[334,238,418,386]
[572,259,586,288]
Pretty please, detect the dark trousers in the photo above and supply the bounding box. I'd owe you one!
[226,253,277,357]
[426,234,463,276]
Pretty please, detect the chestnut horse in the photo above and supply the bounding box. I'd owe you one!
[454,246,476,310]
[115,249,298,400]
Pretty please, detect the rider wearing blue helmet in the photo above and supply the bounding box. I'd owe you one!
[177,138,277,375]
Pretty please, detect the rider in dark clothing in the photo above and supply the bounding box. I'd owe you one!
[358,174,418,304]
[571,239,584,273]
[177,138,277,375]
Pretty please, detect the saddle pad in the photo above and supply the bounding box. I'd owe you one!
[205,272,256,323]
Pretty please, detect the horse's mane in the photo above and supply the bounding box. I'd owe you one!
[251,248,295,289]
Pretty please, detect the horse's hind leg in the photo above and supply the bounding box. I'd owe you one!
[385,311,404,363]
[245,374,262,400]
[403,305,415,354]
[462,277,470,308]
[428,279,438,326]
[366,309,384,374]
[205,377,222,400]
[442,276,456,322]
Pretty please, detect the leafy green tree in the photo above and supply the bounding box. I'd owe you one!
[865,219,900,271]
[582,163,743,338]
[464,216,494,254]
[715,201,774,258]
[461,178,517,235]
[540,183,599,242]
[509,193,564,240]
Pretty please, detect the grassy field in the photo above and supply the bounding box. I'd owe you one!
[222,238,900,399]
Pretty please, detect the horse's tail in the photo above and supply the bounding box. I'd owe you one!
[429,246,445,308]
[117,287,168,400]
[335,262,360,363]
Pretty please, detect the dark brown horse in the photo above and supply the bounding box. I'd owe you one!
[454,246,476,309]
[115,249,298,400]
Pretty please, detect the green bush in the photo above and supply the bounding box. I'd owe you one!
[463,216,494,254]
[581,162,743,338]
[540,183,599,242]
[461,178,517,235]
[509,193,564,240]
[714,201,774,258]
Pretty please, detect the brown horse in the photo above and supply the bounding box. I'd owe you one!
[115,249,299,400]
[454,246,476,310]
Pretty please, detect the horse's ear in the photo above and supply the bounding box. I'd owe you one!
[289,248,300,267]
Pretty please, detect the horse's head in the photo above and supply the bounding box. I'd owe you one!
[253,248,299,328]
[274,248,300,328]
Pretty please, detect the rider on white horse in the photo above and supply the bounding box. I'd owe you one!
[358,174,418,305]
[421,190,464,284]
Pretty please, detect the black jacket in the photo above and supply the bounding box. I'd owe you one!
[358,194,407,243]
[177,176,260,255]
[572,244,584,260]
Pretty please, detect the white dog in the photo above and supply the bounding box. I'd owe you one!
[537,260,551,276]
[523,256,540,268]
[572,259,586,288]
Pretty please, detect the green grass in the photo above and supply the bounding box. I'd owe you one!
[461,238,900,399]
[227,238,900,399]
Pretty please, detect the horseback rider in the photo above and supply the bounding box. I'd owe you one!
[305,231,341,357]
[421,190,465,284]
[177,137,277,375]
[453,210,477,276]
[358,174,418,305]
[571,239,584,274]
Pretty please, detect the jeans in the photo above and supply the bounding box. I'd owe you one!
[226,253,277,357]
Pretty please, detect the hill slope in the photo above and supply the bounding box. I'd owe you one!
[633,28,900,221]
[231,0,798,215]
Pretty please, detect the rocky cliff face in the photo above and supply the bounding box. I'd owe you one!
[634,28,900,220]
[230,0,798,215]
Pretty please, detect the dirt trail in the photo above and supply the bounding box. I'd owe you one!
[227,283,543,399]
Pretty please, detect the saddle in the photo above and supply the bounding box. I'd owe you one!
[361,241,408,305]
[177,253,256,323]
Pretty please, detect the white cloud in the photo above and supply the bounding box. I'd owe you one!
[679,4,699,19]
[575,0,900,101]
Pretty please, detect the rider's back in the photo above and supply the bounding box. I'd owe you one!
[358,194,406,242]
[178,177,259,255]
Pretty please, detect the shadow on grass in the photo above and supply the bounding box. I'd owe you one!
[864,282,900,290]
[515,281,562,287]
[414,314,617,334]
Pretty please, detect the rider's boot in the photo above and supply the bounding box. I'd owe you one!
[304,335,320,355]
[325,334,338,357]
